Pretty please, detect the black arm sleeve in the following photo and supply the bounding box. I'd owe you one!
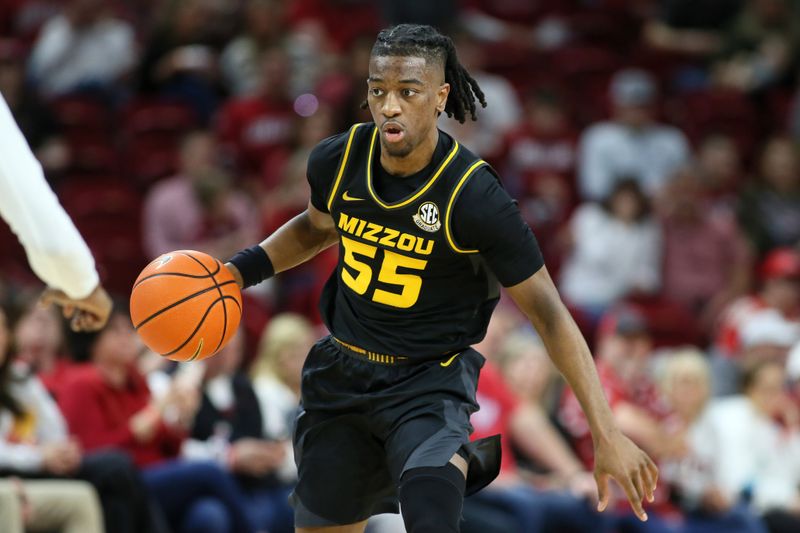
[451,168,545,287]
[307,132,350,213]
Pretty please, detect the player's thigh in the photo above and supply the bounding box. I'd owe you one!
[296,519,368,533]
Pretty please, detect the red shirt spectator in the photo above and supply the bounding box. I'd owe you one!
[217,46,296,177]
[58,310,196,468]
[714,248,800,358]
[59,364,184,467]
[287,0,380,52]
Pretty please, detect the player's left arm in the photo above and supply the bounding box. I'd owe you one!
[506,269,658,521]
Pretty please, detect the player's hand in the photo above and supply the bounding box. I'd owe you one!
[40,284,113,332]
[593,430,658,522]
[224,262,244,289]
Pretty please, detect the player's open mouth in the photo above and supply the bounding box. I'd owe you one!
[382,123,405,143]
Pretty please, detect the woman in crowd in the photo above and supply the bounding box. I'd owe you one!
[58,304,256,533]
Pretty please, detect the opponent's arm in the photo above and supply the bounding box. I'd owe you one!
[507,267,658,521]
[225,200,338,288]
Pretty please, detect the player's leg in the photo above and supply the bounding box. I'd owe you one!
[398,457,466,533]
[296,519,368,533]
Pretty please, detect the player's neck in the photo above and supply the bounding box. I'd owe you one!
[379,129,439,177]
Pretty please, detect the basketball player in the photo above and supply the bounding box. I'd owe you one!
[0,93,111,331]
[226,24,658,532]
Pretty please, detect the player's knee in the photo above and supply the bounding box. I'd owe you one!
[398,463,465,533]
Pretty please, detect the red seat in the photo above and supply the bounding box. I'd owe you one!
[50,95,111,141]
[121,98,198,136]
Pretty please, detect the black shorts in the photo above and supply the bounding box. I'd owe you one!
[289,336,501,527]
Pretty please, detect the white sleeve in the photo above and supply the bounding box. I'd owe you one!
[0,93,99,299]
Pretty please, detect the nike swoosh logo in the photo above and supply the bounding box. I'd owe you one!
[342,190,364,202]
[440,352,462,367]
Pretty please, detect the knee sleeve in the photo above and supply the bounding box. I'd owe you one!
[399,463,466,533]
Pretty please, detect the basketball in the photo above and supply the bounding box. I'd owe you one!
[130,250,242,362]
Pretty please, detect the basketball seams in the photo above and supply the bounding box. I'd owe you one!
[163,296,223,358]
[178,252,230,354]
[132,262,221,289]
[132,280,237,330]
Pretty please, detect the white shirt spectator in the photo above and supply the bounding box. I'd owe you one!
[0,93,99,298]
[28,14,136,97]
[559,203,662,309]
[578,121,690,201]
[0,369,68,472]
[681,397,800,512]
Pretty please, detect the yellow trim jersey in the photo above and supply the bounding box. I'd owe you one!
[309,123,543,359]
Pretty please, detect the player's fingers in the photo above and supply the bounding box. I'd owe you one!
[640,460,655,503]
[645,454,659,494]
[62,305,76,319]
[595,472,610,512]
[40,288,68,307]
[621,476,648,522]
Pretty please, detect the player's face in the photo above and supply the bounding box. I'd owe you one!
[367,55,450,158]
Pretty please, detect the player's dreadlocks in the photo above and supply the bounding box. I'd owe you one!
[365,24,487,124]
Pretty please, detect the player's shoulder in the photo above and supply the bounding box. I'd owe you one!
[308,122,373,173]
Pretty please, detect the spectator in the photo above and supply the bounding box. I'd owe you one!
[217,46,297,178]
[658,167,753,332]
[712,0,800,92]
[219,0,287,96]
[559,307,678,525]
[500,86,577,269]
[696,134,744,209]
[689,360,800,533]
[559,179,662,320]
[714,247,800,359]
[559,307,675,466]
[465,351,607,533]
[137,0,222,123]
[501,86,577,198]
[658,348,768,533]
[578,69,690,201]
[27,0,136,98]
[0,477,103,533]
[643,0,744,57]
[250,313,314,444]
[12,302,74,400]
[185,331,294,533]
[738,136,800,255]
[58,305,256,533]
[0,41,69,177]
[0,302,104,533]
[440,29,522,160]
[0,303,159,533]
[142,130,258,259]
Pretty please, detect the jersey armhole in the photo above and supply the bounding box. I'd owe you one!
[325,123,364,212]
[444,160,488,254]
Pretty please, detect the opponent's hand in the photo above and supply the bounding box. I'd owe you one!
[594,430,658,521]
[40,284,112,332]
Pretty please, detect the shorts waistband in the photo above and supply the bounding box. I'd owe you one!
[330,337,463,367]
[331,337,411,365]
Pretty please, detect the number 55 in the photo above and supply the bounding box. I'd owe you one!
[341,236,427,309]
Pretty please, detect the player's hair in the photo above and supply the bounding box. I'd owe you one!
[366,24,487,123]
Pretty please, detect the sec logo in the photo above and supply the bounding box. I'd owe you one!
[413,202,441,232]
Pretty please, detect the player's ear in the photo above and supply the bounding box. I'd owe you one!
[436,83,450,115]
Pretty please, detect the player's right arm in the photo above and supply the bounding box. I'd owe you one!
[225,202,338,288]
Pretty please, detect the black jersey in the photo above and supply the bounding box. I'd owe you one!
[310,122,543,359]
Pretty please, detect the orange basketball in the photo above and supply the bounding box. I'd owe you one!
[130,250,242,362]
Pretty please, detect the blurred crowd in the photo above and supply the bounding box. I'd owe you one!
[1,0,800,532]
